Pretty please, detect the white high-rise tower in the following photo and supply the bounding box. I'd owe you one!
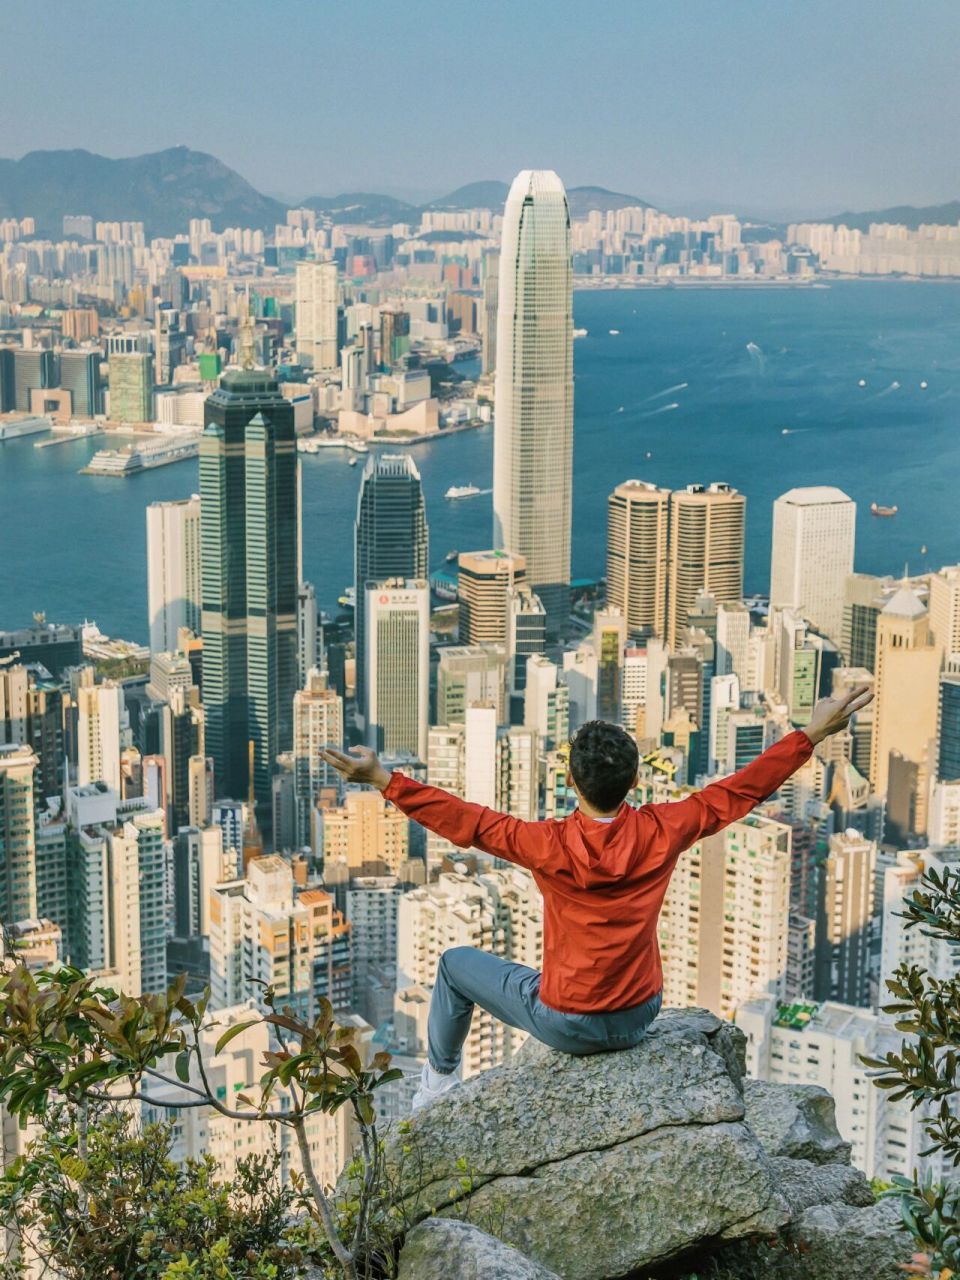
[770,487,856,642]
[493,170,573,638]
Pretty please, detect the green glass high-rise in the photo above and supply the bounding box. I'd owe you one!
[201,367,297,822]
[354,454,429,724]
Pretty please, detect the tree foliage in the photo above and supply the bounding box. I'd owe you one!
[0,1107,302,1279]
[861,864,960,1277]
[0,964,402,1280]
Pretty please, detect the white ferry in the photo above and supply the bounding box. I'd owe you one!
[573,328,588,339]
[297,435,369,455]
[445,484,482,500]
[81,437,199,477]
[0,414,52,441]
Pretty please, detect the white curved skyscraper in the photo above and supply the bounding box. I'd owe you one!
[493,170,573,637]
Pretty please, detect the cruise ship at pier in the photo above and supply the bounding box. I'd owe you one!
[81,436,200,477]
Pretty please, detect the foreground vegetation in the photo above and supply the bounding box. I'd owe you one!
[1,863,957,1277]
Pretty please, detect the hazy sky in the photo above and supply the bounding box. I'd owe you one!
[5,0,957,217]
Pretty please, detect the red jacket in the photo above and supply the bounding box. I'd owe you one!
[382,729,813,1014]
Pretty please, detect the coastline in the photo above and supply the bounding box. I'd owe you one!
[573,274,960,289]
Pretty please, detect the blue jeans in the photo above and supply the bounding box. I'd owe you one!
[427,946,663,1074]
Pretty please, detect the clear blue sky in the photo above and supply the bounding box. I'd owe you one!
[5,0,957,217]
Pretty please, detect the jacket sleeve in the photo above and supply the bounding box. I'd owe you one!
[381,772,555,871]
[640,729,814,862]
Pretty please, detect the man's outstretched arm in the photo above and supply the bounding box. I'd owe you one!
[318,747,553,871]
[641,684,874,860]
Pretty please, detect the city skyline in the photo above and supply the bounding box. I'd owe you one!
[3,0,959,218]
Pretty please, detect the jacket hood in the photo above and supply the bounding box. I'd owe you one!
[560,805,638,887]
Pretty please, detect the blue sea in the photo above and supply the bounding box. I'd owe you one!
[2,281,959,644]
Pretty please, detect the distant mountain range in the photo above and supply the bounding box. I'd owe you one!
[0,147,287,238]
[0,146,954,238]
[820,200,960,232]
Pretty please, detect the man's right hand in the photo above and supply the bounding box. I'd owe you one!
[319,745,392,791]
[804,684,874,746]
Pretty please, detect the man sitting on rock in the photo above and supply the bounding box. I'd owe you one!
[320,684,871,1112]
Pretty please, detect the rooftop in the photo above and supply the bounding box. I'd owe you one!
[778,485,853,505]
[773,1000,819,1030]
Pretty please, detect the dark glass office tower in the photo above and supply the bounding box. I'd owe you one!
[354,454,428,723]
[60,350,103,416]
[937,665,960,782]
[201,366,297,822]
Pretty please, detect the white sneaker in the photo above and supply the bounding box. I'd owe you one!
[411,1062,461,1113]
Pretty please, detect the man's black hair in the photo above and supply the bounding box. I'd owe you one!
[568,719,639,813]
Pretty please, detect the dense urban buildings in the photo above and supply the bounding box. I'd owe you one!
[1,157,957,1222]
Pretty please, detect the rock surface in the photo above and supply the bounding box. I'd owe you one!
[743,1078,852,1165]
[396,1218,561,1280]
[785,1198,914,1280]
[766,1156,875,1215]
[381,1009,789,1280]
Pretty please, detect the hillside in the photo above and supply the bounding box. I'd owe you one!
[0,146,287,237]
[299,190,418,224]
[2,146,953,238]
[821,199,960,231]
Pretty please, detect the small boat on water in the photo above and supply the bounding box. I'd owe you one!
[608,329,620,336]
[445,484,481,500]
[445,549,459,563]
[871,502,898,517]
[573,328,588,338]
[348,458,358,466]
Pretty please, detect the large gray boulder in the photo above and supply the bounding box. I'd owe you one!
[766,1156,875,1216]
[743,1078,852,1166]
[396,1218,561,1280]
[380,1008,789,1280]
[784,1198,914,1280]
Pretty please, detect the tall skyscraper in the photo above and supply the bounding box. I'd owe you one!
[172,826,224,942]
[398,865,543,1078]
[457,550,526,647]
[815,829,875,1008]
[318,790,409,875]
[716,601,751,684]
[365,579,430,760]
[354,454,428,722]
[201,364,298,819]
[0,744,39,923]
[436,645,506,725]
[770,487,856,642]
[869,587,939,809]
[841,572,892,670]
[59,350,103,417]
[594,608,626,724]
[607,480,671,641]
[76,681,124,793]
[108,351,154,424]
[506,585,547,699]
[667,484,746,649]
[295,260,340,372]
[13,348,57,412]
[146,496,202,654]
[155,308,185,385]
[210,857,351,1016]
[658,813,791,1019]
[937,655,960,782]
[493,170,574,637]
[292,668,344,849]
[927,563,960,659]
[480,249,500,375]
